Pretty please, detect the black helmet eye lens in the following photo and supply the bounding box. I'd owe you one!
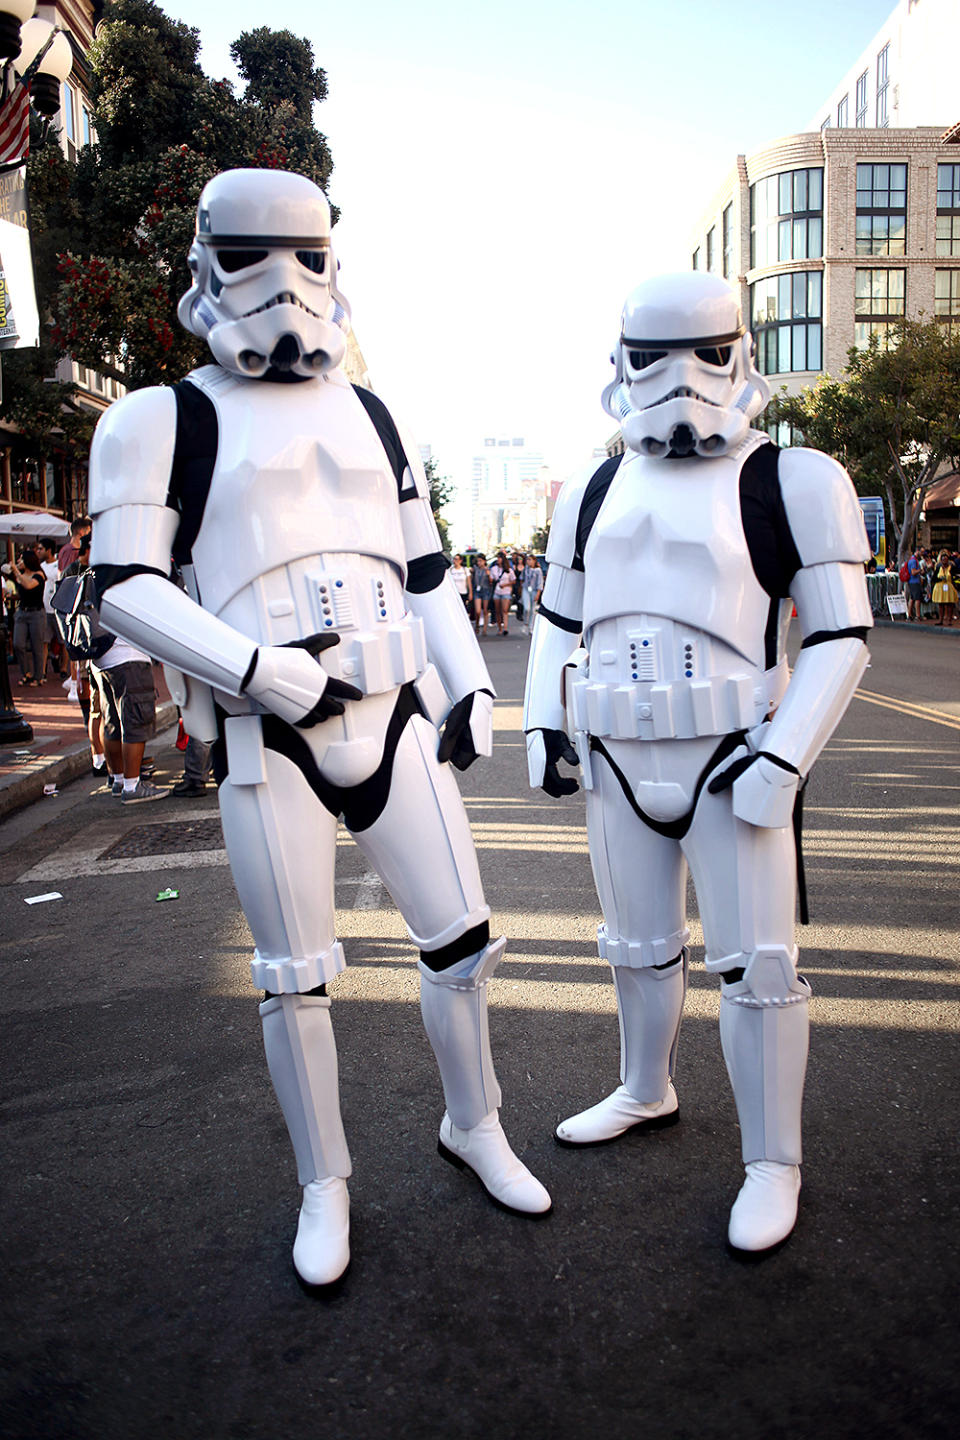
[695,345,732,367]
[628,349,667,371]
[216,249,269,273]
[296,250,326,274]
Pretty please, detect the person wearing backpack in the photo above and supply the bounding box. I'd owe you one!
[53,538,162,798]
[88,636,165,803]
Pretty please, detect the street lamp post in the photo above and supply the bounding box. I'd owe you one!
[0,2,35,62]
[14,14,73,121]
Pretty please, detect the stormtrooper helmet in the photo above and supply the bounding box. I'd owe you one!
[601,272,770,458]
[177,168,350,379]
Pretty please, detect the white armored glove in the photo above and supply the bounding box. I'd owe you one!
[526,728,580,797]
[438,689,494,771]
[708,748,800,829]
[243,633,362,728]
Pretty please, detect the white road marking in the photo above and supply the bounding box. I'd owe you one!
[340,870,387,910]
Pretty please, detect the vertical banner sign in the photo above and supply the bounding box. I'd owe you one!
[0,166,39,349]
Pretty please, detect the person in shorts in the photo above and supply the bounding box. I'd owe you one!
[92,637,166,803]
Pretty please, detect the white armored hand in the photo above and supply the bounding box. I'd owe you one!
[526,728,581,798]
[438,689,494,771]
[708,747,800,829]
[243,633,363,728]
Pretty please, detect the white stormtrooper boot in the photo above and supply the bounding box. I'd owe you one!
[260,991,352,1286]
[720,952,811,1254]
[556,951,686,1145]
[419,937,552,1216]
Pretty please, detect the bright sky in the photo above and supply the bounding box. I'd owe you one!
[158,0,896,525]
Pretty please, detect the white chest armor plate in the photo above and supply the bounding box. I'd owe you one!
[185,367,425,697]
[571,435,789,741]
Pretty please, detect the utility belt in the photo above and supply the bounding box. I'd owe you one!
[165,613,435,743]
[320,613,427,695]
[566,662,779,743]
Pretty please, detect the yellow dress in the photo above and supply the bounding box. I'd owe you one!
[931,565,957,605]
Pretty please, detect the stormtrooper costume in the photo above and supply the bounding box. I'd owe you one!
[88,169,550,1289]
[523,272,871,1253]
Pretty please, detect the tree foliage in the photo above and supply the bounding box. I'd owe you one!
[768,318,960,564]
[1,0,336,452]
[424,455,453,556]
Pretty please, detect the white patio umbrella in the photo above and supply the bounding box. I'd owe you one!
[0,512,71,539]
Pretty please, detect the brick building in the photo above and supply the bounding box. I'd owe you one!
[689,126,960,402]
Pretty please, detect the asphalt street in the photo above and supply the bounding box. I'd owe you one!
[1,622,958,1440]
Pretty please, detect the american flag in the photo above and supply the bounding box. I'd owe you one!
[0,80,29,169]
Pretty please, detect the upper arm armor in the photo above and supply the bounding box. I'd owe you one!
[544,465,596,571]
[88,387,178,515]
[779,448,870,567]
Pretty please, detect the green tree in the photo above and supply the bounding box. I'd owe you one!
[424,455,453,556]
[768,317,960,565]
[529,523,550,554]
[1,0,337,450]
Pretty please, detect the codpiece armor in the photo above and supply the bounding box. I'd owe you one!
[524,271,872,1254]
[89,169,550,1289]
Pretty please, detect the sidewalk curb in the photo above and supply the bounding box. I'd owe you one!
[873,617,960,635]
[0,700,178,824]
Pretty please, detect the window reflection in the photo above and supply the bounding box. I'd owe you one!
[854,267,905,348]
[750,270,823,374]
[936,165,960,258]
[935,270,960,331]
[751,168,824,269]
[856,164,907,256]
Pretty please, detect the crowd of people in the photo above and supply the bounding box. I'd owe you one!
[899,546,960,625]
[449,549,544,637]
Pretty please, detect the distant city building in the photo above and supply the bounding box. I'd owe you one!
[341,329,372,390]
[470,437,547,552]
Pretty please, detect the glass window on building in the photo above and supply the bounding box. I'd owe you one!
[821,117,832,132]
[837,94,849,128]
[751,168,823,269]
[43,461,60,510]
[936,216,960,258]
[856,164,907,256]
[855,70,868,127]
[756,416,804,448]
[13,461,44,507]
[60,82,79,163]
[936,164,960,258]
[751,270,823,374]
[62,82,76,143]
[937,164,960,208]
[692,247,701,271]
[876,43,890,127]
[854,267,905,348]
[934,270,960,331]
[722,203,733,279]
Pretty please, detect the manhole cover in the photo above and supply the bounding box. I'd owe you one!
[104,817,224,859]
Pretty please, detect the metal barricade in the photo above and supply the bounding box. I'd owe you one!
[865,572,902,618]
